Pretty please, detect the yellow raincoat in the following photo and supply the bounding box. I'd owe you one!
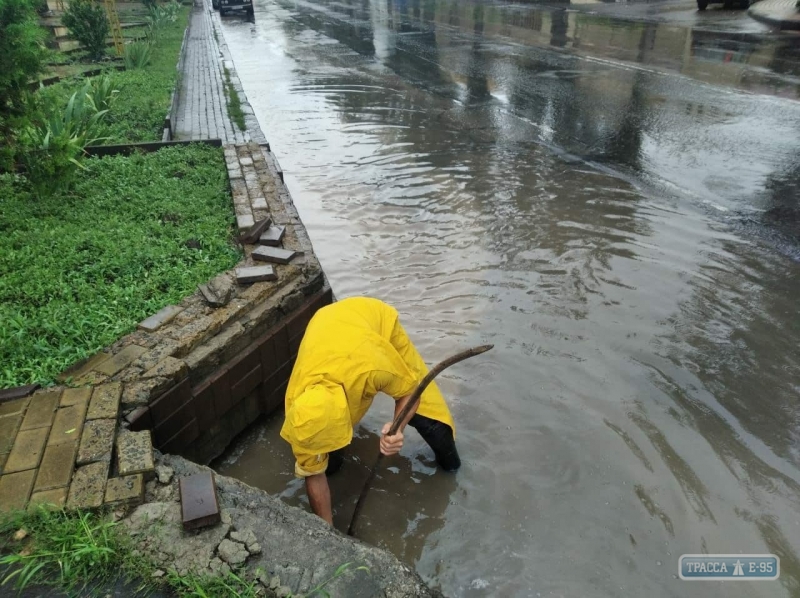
[280,297,455,477]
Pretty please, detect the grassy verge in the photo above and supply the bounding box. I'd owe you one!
[223,66,246,132]
[38,5,190,143]
[0,507,368,597]
[0,144,241,388]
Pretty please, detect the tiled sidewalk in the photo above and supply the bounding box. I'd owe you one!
[749,0,800,29]
[0,383,154,513]
[174,3,248,143]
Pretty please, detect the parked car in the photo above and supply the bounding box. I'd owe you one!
[219,0,253,17]
[697,0,750,10]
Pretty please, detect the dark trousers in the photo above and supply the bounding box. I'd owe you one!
[327,414,461,475]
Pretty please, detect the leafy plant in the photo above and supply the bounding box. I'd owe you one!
[124,40,152,69]
[61,0,110,61]
[0,0,46,172]
[87,74,120,112]
[19,80,111,197]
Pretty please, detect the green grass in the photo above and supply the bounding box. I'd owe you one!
[0,144,241,387]
[223,66,246,132]
[38,5,190,143]
[0,508,369,597]
[0,507,131,592]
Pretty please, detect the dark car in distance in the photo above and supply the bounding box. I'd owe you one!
[697,0,751,10]
[214,0,253,17]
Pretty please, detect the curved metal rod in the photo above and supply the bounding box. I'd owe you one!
[347,344,493,537]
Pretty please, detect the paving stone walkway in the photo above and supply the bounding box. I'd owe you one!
[0,384,154,513]
[749,0,800,29]
[174,2,248,143]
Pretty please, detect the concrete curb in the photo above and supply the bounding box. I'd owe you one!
[748,0,800,30]
[206,0,268,144]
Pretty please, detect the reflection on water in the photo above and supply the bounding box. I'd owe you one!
[214,0,800,595]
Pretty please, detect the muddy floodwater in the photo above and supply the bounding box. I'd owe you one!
[213,0,800,595]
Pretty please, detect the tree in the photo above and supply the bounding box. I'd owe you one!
[0,0,45,171]
[62,0,109,61]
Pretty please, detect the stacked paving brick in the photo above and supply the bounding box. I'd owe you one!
[0,384,153,513]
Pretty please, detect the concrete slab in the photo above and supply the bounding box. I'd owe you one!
[20,391,59,431]
[5,427,49,473]
[77,419,116,465]
[86,382,122,420]
[60,386,92,408]
[66,461,109,510]
[105,474,144,507]
[117,430,155,478]
[0,414,23,454]
[0,397,29,417]
[29,486,68,510]
[94,346,148,377]
[48,404,86,446]
[34,441,78,492]
[0,470,36,512]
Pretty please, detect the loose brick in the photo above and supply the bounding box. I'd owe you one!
[0,397,28,417]
[236,266,276,284]
[252,246,300,265]
[20,390,59,431]
[86,383,122,420]
[66,462,108,510]
[0,414,22,454]
[258,225,286,247]
[138,305,184,333]
[29,487,68,510]
[34,441,78,492]
[117,430,155,478]
[180,471,220,530]
[77,419,116,465]
[60,387,91,408]
[104,474,144,507]
[0,470,36,512]
[236,214,255,231]
[48,404,86,446]
[5,427,49,473]
[94,345,148,377]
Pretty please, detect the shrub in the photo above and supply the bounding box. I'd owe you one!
[124,40,151,69]
[61,0,109,61]
[0,0,45,172]
[19,80,112,197]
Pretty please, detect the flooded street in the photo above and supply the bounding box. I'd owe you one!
[214,0,800,595]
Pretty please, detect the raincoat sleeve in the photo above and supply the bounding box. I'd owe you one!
[293,450,329,478]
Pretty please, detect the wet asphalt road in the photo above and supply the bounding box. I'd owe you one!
[214,1,800,596]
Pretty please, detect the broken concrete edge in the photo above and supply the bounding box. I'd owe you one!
[118,453,440,597]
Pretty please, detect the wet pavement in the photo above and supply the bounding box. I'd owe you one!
[213,0,800,596]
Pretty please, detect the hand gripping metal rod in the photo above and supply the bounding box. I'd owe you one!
[347,344,494,537]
